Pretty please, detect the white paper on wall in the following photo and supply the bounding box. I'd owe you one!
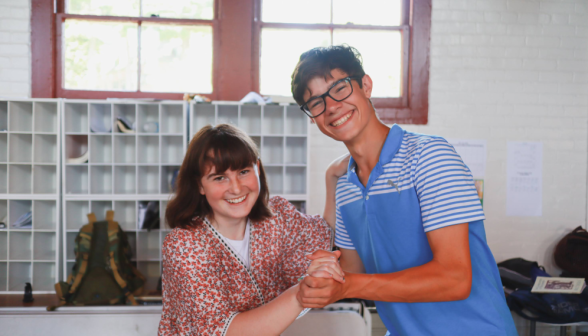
[447,139,487,178]
[506,141,543,217]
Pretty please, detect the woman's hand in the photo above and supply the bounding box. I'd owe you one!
[304,250,345,283]
[326,153,351,179]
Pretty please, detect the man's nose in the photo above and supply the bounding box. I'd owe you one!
[325,95,342,114]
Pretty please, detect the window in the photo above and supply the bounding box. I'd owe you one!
[55,0,215,99]
[32,0,430,124]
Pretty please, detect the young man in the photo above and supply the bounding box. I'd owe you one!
[291,46,517,335]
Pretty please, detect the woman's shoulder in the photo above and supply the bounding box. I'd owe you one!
[268,195,293,213]
[162,220,207,254]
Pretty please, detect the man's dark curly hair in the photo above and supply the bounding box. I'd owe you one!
[291,45,366,105]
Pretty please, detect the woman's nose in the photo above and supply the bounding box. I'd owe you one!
[228,178,242,194]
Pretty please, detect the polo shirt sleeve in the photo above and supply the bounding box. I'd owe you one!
[413,137,485,233]
[335,204,356,250]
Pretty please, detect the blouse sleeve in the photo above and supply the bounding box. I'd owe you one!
[158,230,239,336]
[270,196,334,289]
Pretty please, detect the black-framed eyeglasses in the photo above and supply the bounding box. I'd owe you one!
[300,76,361,118]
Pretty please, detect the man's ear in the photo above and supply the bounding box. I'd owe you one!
[361,74,373,99]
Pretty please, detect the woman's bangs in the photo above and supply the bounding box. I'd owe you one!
[206,135,257,174]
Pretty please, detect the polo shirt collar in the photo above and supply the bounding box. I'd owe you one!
[346,124,404,180]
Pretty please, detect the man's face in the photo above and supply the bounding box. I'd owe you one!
[303,69,374,143]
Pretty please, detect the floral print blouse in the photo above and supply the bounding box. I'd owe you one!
[158,196,333,336]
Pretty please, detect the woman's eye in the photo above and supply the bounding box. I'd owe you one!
[240,169,250,175]
[213,176,224,181]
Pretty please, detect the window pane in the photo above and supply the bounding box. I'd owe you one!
[333,30,402,97]
[333,0,401,26]
[140,24,212,93]
[262,0,330,24]
[64,20,138,91]
[260,29,330,96]
[142,0,213,19]
[67,0,140,16]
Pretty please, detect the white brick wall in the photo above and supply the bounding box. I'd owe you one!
[0,0,30,97]
[309,0,588,272]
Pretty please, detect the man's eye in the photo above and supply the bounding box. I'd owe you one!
[310,100,322,108]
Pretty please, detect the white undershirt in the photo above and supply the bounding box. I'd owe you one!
[219,220,251,270]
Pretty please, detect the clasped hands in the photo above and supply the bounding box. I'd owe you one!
[297,250,347,308]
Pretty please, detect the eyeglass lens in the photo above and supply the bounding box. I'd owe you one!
[306,79,353,116]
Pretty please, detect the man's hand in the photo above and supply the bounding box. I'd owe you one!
[305,250,345,283]
[297,275,347,308]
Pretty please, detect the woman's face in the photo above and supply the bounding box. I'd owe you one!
[200,162,260,223]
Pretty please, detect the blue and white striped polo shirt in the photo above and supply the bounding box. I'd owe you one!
[335,124,517,336]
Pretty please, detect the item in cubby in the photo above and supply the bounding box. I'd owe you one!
[23,282,33,302]
[138,201,160,231]
[0,214,6,228]
[12,211,32,229]
[90,112,111,133]
[49,211,145,310]
[142,122,159,133]
[66,150,89,164]
[116,117,135,134]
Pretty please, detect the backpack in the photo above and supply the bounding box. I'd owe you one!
[48,211,145,310]
[554,226,588,279]
[497,258,550,291]
[507,285,588,324]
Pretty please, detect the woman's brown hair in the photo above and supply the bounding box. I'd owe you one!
[166,124,273,229]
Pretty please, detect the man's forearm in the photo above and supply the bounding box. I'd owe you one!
[343,260,472,303]
[323,174,339,230]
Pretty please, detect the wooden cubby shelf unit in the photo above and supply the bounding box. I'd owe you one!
[0,99,61,294]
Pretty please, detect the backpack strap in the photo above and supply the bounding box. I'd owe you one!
[106,210,114,221]
[69,220,94,294]
[104,220,138,305]
[108,251,138,305]
[87,213,98,225]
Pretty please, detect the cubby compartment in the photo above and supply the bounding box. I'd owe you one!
[33,232,56,261]
[138,104,159,133]
[33,262,55,291]
[90,135,112,163]
[114,104,136,133]
[192,103,215,132]
[290,201,306,214]
[9,165,32,193]
[0,200,7,227]
[65,200,89,230]
[262,105,284,135]
[9,133,32,163]
[161,136,183,164]
[90,165,113,194]
[161,104,183,134]
[286,105,307,135]
[65,135,88,164]
[65,261,75,279]
[91,201,113,219]
[127,233,137,258]
[34,134,58,163]
[114,135,135,163]
[34,102,58,133]
[9,232,31,260]
[262,137,283,164]
[217,105,238,126]
[285,167,306,194]
[138,231,160,260]
[285,137,307,164]
[33,200,57,230]
[265,166,283,194]
[161,201,169,229]
[0,232,6,259]
[0,133,6,162]
[65,165,88,194]
[9,200,31,229]
[89,103,112,133]
[64,103,88,133]
[0,165,6,193]
[0,262,6,291]
[161,166,180,194]
[0,101,7,131]
[138,136,159,164]
[114,166,136,194]
[114,201,136,230]
[33,164,57,194]
[9,262,31,291]
[138,166,159,194]
[137,261,160,293]
[66,232,77,261]
[9,101,33,132]
[240,105,262,134]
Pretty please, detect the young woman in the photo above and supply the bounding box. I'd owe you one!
[158,124,344,336]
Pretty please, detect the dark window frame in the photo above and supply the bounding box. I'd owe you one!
[31,0,430,124]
